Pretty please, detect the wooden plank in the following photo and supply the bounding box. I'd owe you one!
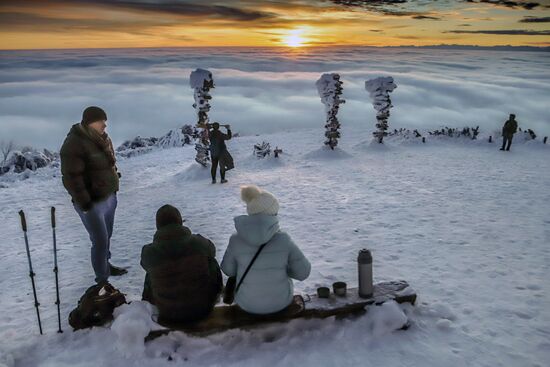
[145,280,416,341]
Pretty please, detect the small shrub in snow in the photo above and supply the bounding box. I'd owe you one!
[116,125,196,158]
[388,128,423,140]
[0,149,57,176]
[254,142,271,158]
[116,136,158,158]
[316,73,345,149]
[158,128,192,148]
[428,126,480,139]
[365,76,397,144]
[520,128,537,141]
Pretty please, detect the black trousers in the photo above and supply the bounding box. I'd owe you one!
[211,157,225,180]
[501,136,513,150]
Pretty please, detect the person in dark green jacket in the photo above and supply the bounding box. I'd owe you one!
[500,114,518,151]
[141,205,222,323]
[60,106,126,284]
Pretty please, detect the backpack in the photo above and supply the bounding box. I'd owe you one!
[68,283,126,330]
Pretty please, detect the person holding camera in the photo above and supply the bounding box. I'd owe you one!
[208,122,233,184]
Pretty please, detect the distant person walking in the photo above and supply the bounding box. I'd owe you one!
[208,122,233,184]
[60,106,126,284]
[500,114,518,151]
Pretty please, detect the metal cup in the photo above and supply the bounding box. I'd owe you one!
[317,287,330,298]
[332,282,347,297]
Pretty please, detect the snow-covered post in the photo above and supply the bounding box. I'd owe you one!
[365,77,397,144]
[254,142,271,158]
[316,73,345,149]
[190,68,215,166]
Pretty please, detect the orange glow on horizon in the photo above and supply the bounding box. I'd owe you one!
[0,1,549,49]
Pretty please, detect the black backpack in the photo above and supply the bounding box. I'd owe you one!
[69,283,126,330]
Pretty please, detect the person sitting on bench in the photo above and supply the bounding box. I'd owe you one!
[221,185,311,315]
[141,205,222,323]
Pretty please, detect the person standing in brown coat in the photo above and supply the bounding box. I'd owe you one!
[60,106,126,284]
[208,122,233,184]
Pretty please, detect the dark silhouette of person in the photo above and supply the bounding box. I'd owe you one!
[500,114,518,151]
[141,205,222,323]
[208,122,233,183]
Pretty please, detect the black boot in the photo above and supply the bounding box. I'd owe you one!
[109,263,128,276]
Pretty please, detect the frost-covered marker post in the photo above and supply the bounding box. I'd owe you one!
[365,77,397,144]
[316,73,345,149]
[190,68,215,166]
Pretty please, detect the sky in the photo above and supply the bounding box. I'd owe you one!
[1,47,548,150]
[0,0,550,49]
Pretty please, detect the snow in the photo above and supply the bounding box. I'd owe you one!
[189,68,213,90]
[1,126,549,366]
[315,73,342,111]
[111,302,158,358]
[366,77,397,142]
[157,128,190,149]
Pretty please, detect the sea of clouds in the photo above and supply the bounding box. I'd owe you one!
[0,47,548,150]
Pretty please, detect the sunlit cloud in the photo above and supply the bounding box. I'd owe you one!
[281,28,310,47]
[0,0,549,49]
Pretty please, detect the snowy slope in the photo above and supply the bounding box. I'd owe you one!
[0,127,549,367]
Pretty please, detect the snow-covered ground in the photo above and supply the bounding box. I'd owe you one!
[0,127,549,366]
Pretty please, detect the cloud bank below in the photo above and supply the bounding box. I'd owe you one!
[0,47,548,150]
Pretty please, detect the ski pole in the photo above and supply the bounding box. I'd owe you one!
[19,210,43,335]
[51,207,63,333]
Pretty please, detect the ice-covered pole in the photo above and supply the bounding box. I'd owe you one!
[365,76,397,144]
[316,73,345,149]
[190,68,215,166]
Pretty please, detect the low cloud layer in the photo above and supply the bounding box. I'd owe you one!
[447,29,550,34]
[0,47,549,150]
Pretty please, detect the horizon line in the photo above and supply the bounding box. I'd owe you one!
[1,44,549,52]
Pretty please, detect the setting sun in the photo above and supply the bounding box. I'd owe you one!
[283,29,307,47]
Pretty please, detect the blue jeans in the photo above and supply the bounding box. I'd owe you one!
[74,194,117,283]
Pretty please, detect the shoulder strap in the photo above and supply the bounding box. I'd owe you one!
[235,242,269,294]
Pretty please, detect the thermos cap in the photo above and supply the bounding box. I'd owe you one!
[358,248,372,263]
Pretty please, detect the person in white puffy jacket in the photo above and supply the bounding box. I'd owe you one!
[221,185,311,315]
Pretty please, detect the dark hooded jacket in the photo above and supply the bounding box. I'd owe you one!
[60,123,119,210]
[502,118,518,138]
[141,207,222,323]
[209,128,232,159]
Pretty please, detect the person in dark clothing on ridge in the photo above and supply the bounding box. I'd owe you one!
[141,205,223,324]
[60,106,127,284]
[208,122,233,184]
[501,114,518,151]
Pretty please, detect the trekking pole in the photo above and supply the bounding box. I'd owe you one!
[51,207,63,333]
[19,210,43,335]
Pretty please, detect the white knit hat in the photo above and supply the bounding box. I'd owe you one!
[241,185,279,216]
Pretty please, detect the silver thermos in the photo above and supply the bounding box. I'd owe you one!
[358,249,373,298]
